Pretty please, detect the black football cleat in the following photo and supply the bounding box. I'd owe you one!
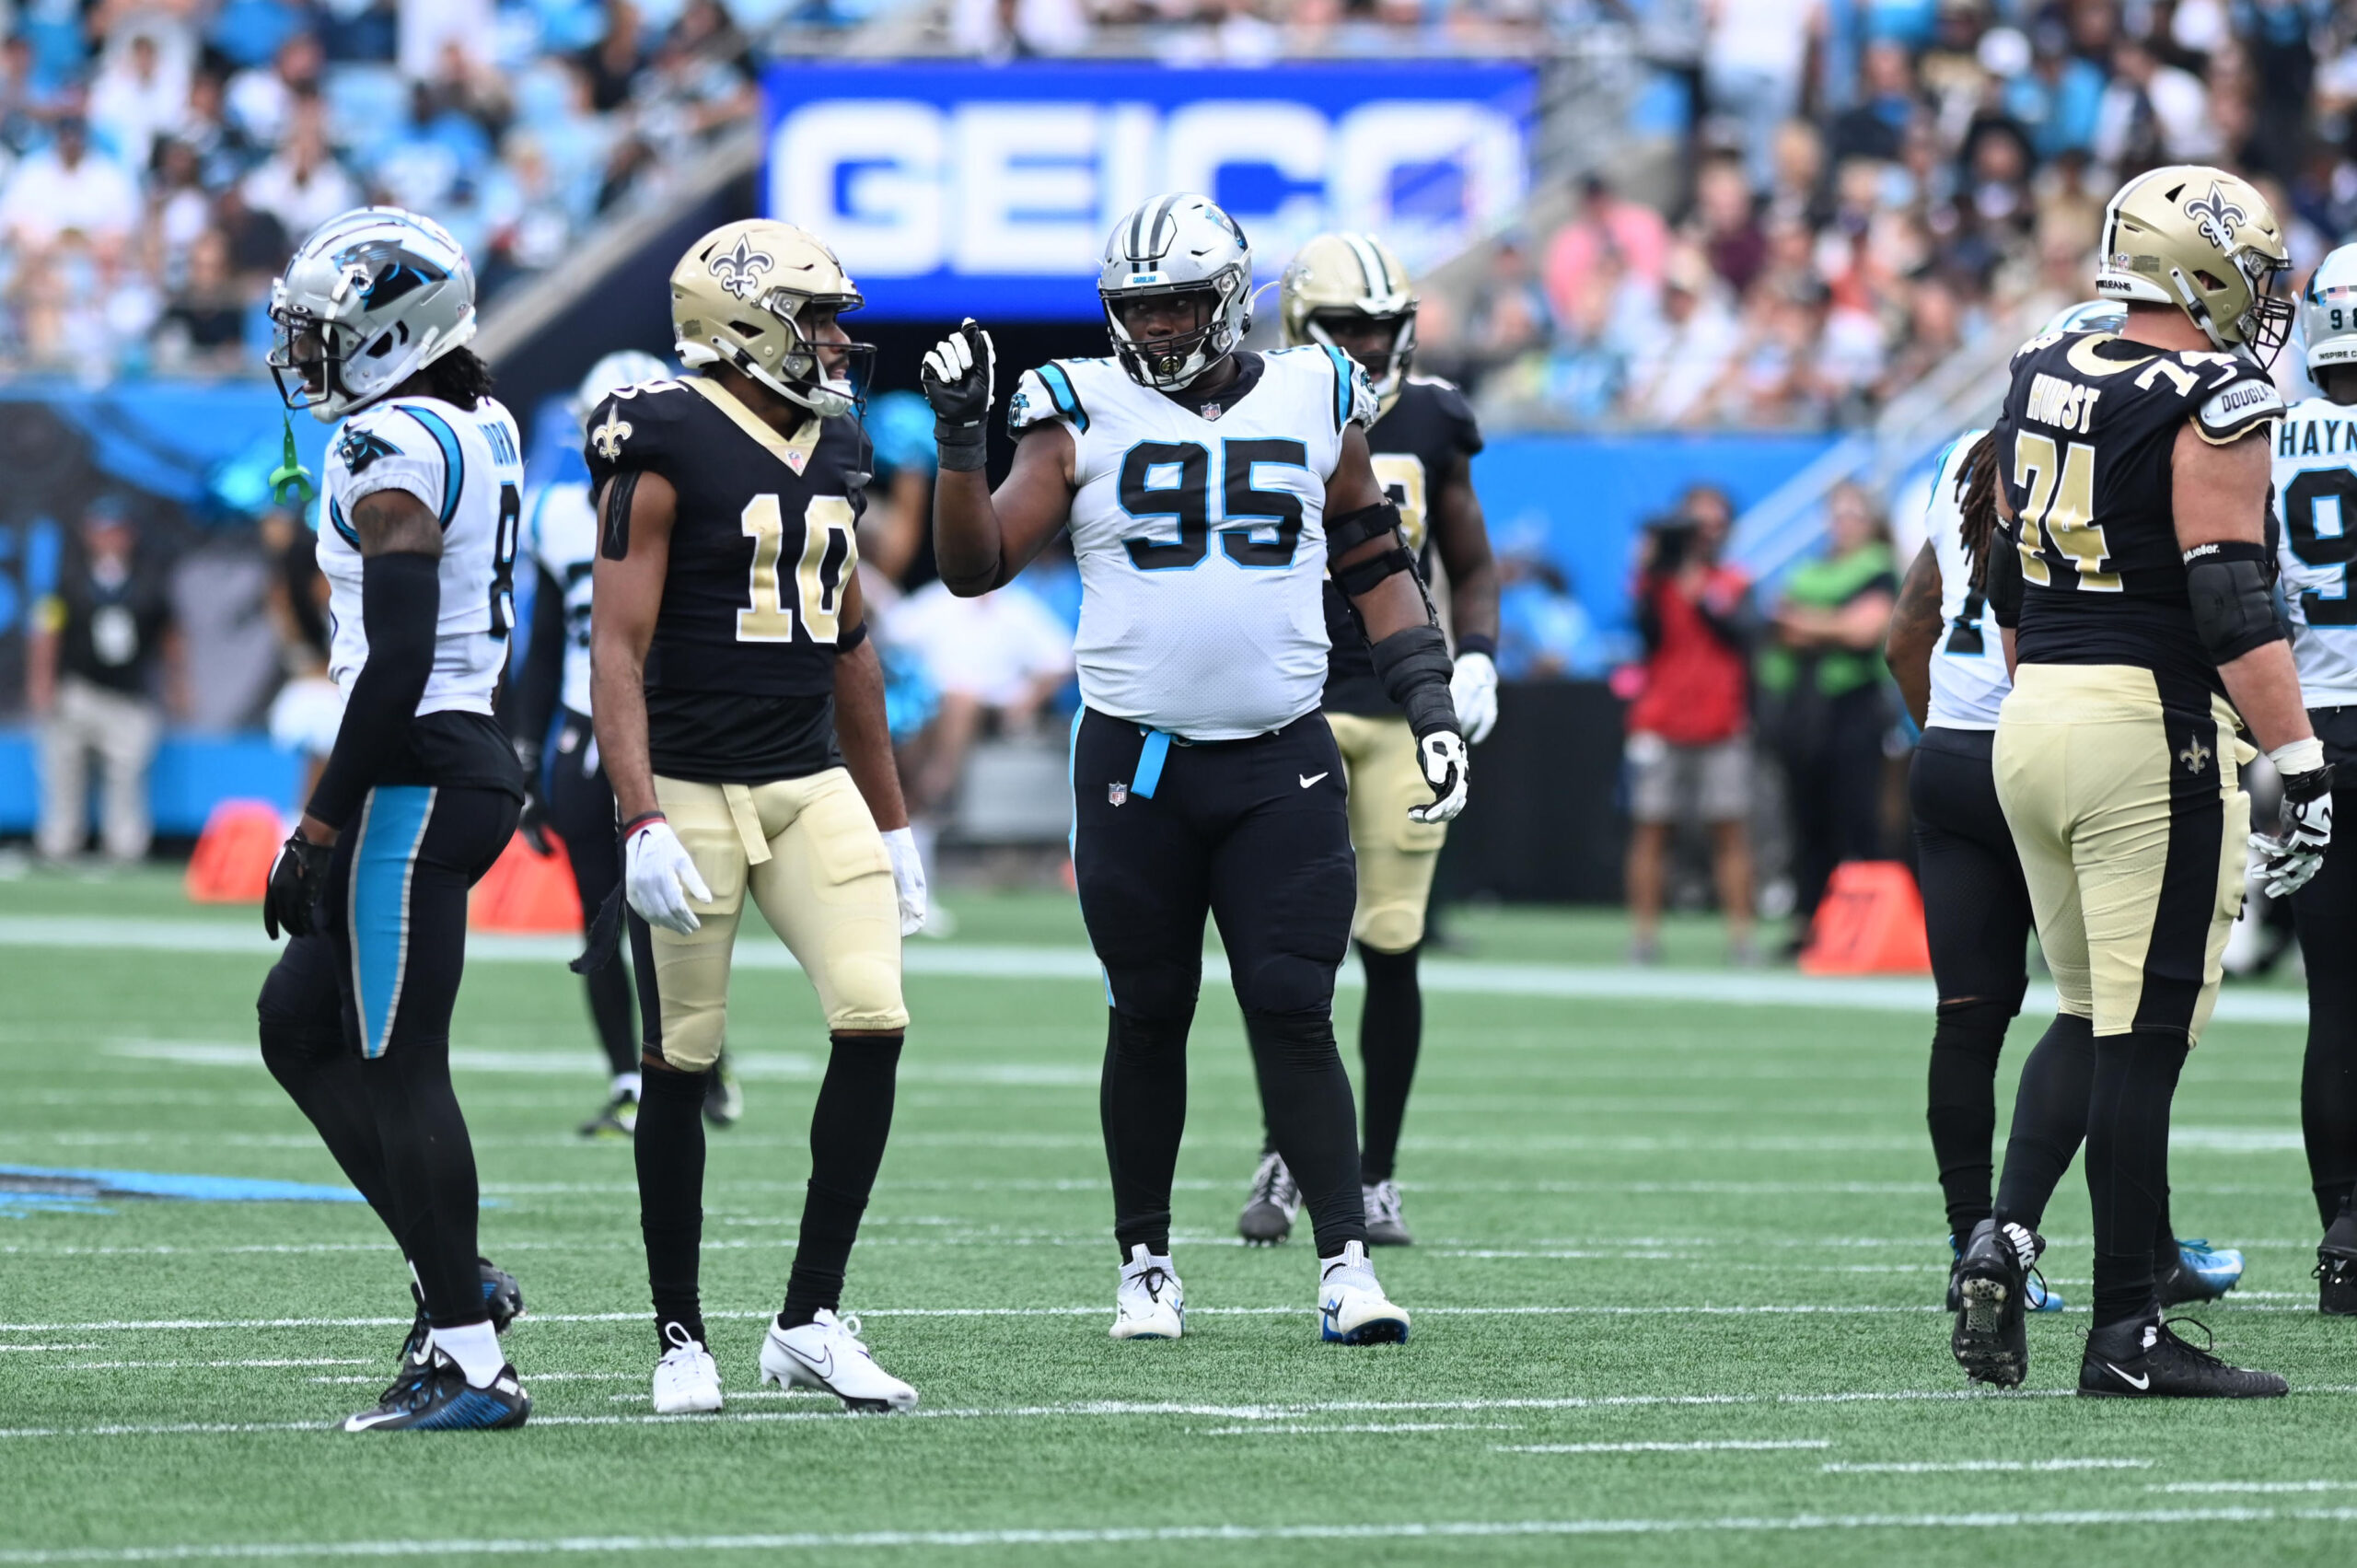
[1951,1217,2040,1387]
[343,1353,531,1432]
[2317,1209,2357,1316]
[393,1258,525,1370]
[1238,1151,1299,1246]
[2077,1313,2287,1399]
[1945,1234,1963,1312]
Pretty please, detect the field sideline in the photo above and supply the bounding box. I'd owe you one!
[3,870,2352,1567]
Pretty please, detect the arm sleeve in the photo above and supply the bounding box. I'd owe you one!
[305,552,440,829]
[502,563,566,765]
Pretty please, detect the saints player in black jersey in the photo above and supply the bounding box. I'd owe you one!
[1233,232,1499,1249]
[586,220,929,1415]
[1951,166,2328,1399]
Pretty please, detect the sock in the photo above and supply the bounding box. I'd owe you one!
[1992,1013,2095,1234]
[635,1062,709,1353]
[1924,999,2013,1237]
[1101,1007,1192,1261]
[432,1318,502,1388]
[1355,942,1422,1185]
[2154,1199,2178,1266]
[779,1033,904,1329]
[585,957,638,1078]
[612,1071,642,1100]
[357,1032,482,1331]
[2085,1028,2189,1329]
[1245,1006,1365,1257]
[259,1019,401,1237]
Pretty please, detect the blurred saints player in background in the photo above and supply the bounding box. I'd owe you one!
[506,349,741,1139]
[586,221,927,1417]
[2271,242,2357,1313]
[1237,232,1498,1249]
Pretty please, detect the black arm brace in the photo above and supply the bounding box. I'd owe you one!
[1327,498,1404,556]
[1334,545,1417,598]
[2185,540,2286,664]
[1370,624,1457,741]
[1986,526,2023,630]
[307,552,439,829]
[599,469,639,561]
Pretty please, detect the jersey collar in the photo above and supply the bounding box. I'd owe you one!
[685,375,824,475]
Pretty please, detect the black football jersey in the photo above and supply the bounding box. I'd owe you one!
[584,376,865,782]
[1322,375,1484,715]
[1997,330,2283,698]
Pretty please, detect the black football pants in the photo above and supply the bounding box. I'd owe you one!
[546,709,636,1079]
[2296,706,2357,1229]
[1071,707,1366,1260]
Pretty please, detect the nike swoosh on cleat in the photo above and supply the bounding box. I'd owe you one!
[792,1344,834,1382]
[1299,772,1328,788]
[2106,1363,2151,1390]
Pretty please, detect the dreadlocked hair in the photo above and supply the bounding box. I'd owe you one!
[1955,430,2002,592]
[422,346,495,411]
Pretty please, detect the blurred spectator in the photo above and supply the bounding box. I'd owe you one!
[238,100,358,238]
[1829,40,1919,165]
[28,495,180,865]
[1621,246,1738,424]
[1702,0,1822,189]
[155,227,250,371]
[1686,149,1767,296]
[89,31,186,171]
[0,116,142,249]
[1545,173,1669,319]
[2093,34,2220,170]
[886,578,1075,840]
[1757,482,1896,947]
[1622,484,1757,966]
[1496,551,1608,679]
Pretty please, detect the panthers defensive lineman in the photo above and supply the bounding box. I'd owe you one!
[506,349,743,1138]
[923,192,1468,1348]
[1953,168,2325,1398]
[586,220,927,1415]
[2272,242,2357,1311]
[1237,232,1499,1249]
[257,206,530,1430]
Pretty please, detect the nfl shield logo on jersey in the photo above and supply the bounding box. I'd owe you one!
[1108,781,1128,807]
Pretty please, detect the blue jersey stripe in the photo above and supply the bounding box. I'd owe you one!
[401,407,466,528]
[349,785,435,1059]
[1039,363,1088,432]
[328,497,359,548]
[1321,345,1351,431]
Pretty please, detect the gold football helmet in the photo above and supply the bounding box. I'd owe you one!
[671,219,870,418]
[1280,232,1418,398]
[2096,166,2293,365]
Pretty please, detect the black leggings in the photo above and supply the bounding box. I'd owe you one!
[2296,709,2357,1228]
[546,709,635,1078]
[1777,684,1887,924]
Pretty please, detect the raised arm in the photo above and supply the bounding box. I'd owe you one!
[922,321,1074,596]
[1886,540,1944,730]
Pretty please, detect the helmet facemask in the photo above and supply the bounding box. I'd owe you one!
[683,285,874,419]
[1305,307,1417,399]
[1105,274,1244,391]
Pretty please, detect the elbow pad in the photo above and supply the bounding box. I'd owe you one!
[2185,540,2285,665]
[1370,624,1457,741]
[1985,531,2023,630]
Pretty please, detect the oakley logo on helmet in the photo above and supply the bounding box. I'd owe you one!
[710,237,776,302]
[2185,183,2248,256]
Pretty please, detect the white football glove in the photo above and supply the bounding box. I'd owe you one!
[624,818,711,936]
[1409,730,1470,824]
[1450,651,1499,745]
[881,825,928,937]
[2252,762,2334,899]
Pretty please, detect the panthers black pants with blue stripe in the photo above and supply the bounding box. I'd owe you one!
[257,784,517,1330]
[1071,707,1368,1260]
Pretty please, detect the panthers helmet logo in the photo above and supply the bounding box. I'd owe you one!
[709,237,774,302]
[335,425,402,475]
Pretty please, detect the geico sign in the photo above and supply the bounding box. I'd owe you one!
[768,98,1526,278]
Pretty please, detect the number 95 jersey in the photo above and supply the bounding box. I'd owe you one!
[2272,395,2357,706]
[319,393,525,715]
[1009,346,1376,741]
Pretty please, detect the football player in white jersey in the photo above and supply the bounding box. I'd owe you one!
[2275,241,2357,1310]
[1888,300,2248,1326]
[923,192,1467,1348]
[255,206,532,1430]
[507,350,742,1138]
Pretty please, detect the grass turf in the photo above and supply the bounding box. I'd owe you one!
[1,869,2352,1566]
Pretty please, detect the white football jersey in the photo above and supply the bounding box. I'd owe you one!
[523,477,596,716]
[1922,429,2009,731]
[2271,396,2357,707]
[319,393,524,716]
[1008,346,1377,740]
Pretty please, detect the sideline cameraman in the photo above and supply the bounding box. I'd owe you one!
[1624,484,1758,964]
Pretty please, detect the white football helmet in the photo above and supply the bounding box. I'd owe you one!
[1098,193,1253,391]
[572,350,669,420]
[2305,243,2357,375]
[268,206,478,422]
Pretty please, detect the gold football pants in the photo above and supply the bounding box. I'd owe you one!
[1327,710,1447,953]
[633,769,907,1070]
[1993,664,2252,1043]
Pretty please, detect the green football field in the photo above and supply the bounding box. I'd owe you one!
[6,870,2357,1566]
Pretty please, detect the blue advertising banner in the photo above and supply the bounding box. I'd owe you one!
[761,62,1535,319]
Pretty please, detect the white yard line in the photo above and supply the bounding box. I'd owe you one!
[2150,1481,2357,1493]
[1499,1440,1831,1454]
[1824,1458,2154,1474]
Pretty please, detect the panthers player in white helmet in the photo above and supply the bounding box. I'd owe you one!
[2276,241,2357,1311]
[505,350,742,1139]
[924,192,1468,1351]
[256,206,532,1430]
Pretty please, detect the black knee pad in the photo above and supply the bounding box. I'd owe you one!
[1231,953,1342,1018]
[1108,1007,1193,1066]
[1932,996,2015,1057]
[257,938,346,1062]
[1242,1007,1342,1072]
[1104,963,1202,1023]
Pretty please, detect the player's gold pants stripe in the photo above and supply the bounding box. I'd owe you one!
[1328,710,1446,953]
[1993,664,2250,1043]
[641,768,907,1069]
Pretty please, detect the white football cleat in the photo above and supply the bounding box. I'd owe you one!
[1109,1244,1185,1341]
[1319,1240,1410,1344]
[759,1310,917,1413]
[651,1321,722,1414]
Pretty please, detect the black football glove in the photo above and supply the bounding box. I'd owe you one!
[920,319,994,471]
[2253,762,2334,898]
[515,741,552,855]
[262,832,334,941]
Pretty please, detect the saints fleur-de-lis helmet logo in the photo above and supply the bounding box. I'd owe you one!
[2185,183,2249,258]
[709,236,774,302]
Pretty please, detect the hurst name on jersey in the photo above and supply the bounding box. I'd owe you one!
[1999,328,2283,691]
[1321,375,1481,716]
[584,374,865,782]
[320,392,524,717]
[1009,344,1377,740]
[2272,398,2357,705]
[1922,429,2008,731]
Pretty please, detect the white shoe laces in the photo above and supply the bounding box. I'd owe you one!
[1248,1153,1297,1209]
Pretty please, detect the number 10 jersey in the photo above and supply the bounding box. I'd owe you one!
[1010,346,1376,741]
